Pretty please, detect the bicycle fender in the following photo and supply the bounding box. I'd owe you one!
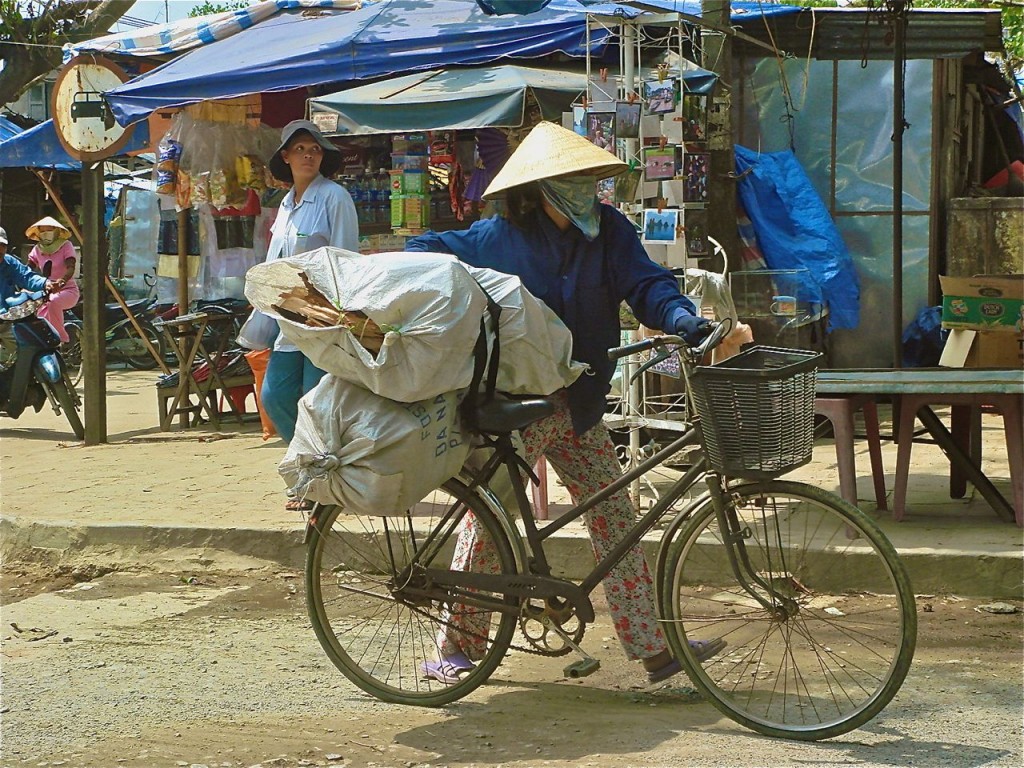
[457,474,530,573]
[33,353,63,384]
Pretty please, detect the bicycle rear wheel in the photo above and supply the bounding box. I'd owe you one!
[658,480,916,741]
[306,479,520,706]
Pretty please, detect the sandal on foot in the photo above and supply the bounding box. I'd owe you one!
[421,651,475,685]
[285,497,315,512]
[689,637,726,663]
[646,638,727,684]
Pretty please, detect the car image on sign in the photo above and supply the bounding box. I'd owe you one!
[70,91,115,129]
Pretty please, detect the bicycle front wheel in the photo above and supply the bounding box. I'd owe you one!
[306,479,520,706]
[658,480,916,741]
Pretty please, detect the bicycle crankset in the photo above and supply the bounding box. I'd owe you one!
[518,598,585,656]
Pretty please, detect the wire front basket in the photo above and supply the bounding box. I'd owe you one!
[689,346,822,480]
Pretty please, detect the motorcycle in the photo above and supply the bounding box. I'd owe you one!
[0,291,85,439]
[63,297,165,375]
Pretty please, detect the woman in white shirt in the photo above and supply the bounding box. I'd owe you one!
[260,120,358,485]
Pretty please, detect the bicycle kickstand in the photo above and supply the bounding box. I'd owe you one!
[536,615,602,678]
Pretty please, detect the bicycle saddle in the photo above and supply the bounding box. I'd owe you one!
[472,398,554,434]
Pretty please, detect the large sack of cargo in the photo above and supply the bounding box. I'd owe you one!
[279,376,469,515]
[245,248,586,402]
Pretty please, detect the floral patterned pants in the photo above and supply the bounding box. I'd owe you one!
[439,392,666,662]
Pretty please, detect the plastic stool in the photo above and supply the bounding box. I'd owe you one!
[814,396,888,511]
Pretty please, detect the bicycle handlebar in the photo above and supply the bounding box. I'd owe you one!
[607,319,732,364]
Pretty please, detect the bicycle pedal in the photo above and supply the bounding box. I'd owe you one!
[563,657,601,678]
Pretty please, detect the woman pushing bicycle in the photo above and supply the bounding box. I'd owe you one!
[405,121,725,686]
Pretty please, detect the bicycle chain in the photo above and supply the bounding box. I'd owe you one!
[405,595,586,658]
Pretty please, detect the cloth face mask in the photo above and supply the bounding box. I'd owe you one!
[538,176,601,241]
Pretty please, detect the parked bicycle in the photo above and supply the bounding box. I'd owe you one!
[303,325,917,741]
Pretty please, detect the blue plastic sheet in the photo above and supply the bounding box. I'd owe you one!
[0,118,149,169]
[734,144,860,331]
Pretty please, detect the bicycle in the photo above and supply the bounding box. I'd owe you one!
[303,324,917,741]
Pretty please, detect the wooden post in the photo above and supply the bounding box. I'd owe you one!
[81,162,107,444]
[701,0,740,271]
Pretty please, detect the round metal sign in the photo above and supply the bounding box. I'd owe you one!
[51,57,134,161]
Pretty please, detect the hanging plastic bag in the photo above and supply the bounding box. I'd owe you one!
[279,377,470,515]
[243,348,276,441]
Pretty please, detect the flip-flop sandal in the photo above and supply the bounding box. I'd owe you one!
[647,638,727,684]
[421,651,475,685]
[285,497,315,512]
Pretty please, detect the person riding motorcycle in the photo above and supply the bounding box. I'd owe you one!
[0,226,63,409]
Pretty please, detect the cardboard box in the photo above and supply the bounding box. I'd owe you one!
[939,328,1023,368]
[939,275,1023,332]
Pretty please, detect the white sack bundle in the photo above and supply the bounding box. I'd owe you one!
[245,248,586,402]
[464,264,587,395]
[280,376,470,516]
[246,249,487,402]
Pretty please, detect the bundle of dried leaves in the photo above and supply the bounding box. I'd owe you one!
[272,272,385,354]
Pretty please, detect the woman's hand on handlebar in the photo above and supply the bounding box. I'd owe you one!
[673,313,713,346]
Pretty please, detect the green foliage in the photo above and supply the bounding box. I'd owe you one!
[778,1,1023,72]
[188,1,249,17]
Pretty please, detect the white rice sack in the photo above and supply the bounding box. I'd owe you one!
[466,264,587,395]
[246,248,488,402]
[245,247,586,402]
[280,377,470,516]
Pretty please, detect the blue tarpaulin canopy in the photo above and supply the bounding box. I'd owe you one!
[0,118,149,170]
[103,0,644,126]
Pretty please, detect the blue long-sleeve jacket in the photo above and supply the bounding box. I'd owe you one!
[1,254,46,302]
[406,205,696,435]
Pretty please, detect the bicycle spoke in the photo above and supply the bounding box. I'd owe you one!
[660,480,916,740]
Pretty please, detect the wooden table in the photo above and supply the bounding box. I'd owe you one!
[817,369,1023,525]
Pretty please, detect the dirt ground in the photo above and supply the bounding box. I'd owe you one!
[2,371,1022,766]
[1,562,1022,768]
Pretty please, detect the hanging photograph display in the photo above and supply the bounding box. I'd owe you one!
[572,106,587,137]
[643,78,676,115]
[680,95,708,142]
[587,111,615,151]
[684,208,710,256]
[644,146,677,181]
[614,168,642,203]
[614,101,641,139]
[597,177,615,205]
[683,150,710,202]
[642,208,678,243]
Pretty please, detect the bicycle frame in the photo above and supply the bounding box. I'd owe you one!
[433,409,785,619]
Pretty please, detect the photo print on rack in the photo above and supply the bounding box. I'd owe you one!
[682,150,709,202]
[614,101,641,139]
[683,208,709,256]
[643,77,676,115]
[643,146,677,181]
[642,208,679,244]
[680,94,707,142]
[587,111,615,151]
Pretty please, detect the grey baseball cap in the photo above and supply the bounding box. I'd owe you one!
[0,227,7,245]
[268,119,342,183]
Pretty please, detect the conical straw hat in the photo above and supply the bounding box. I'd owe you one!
[26,216,70,241]
[483,121,627,198]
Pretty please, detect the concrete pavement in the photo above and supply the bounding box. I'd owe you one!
[1,369,1021,597]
